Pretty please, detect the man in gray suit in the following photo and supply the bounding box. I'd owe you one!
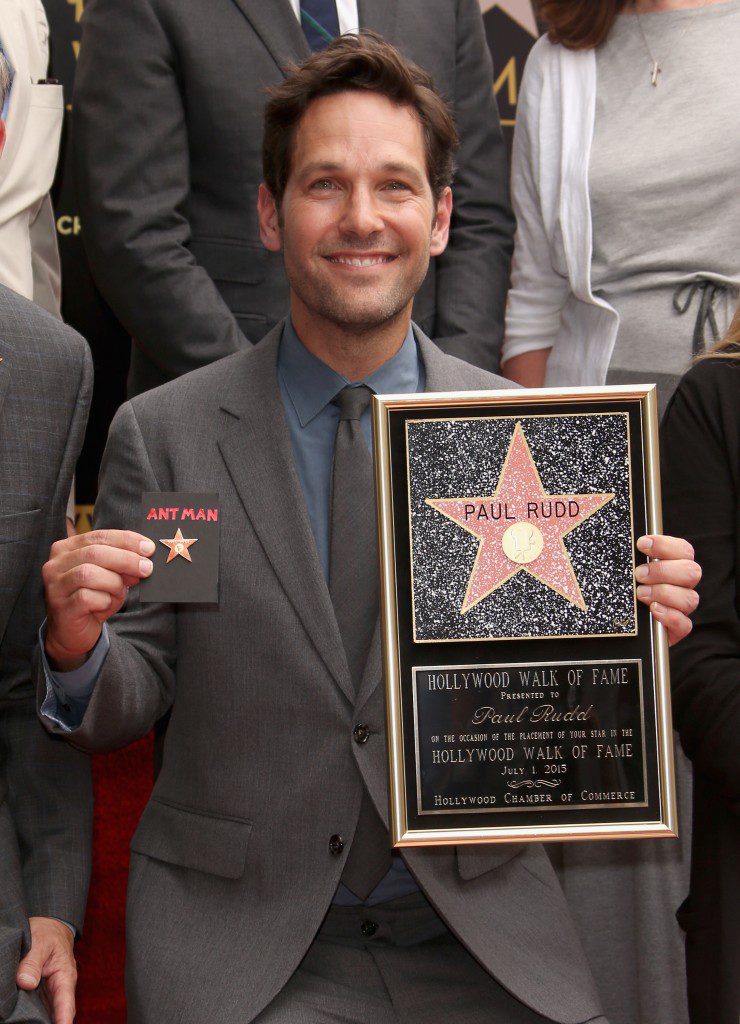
[0,51,92,1024]
[73,0,514,396]
[0,284,93,1023]
[39,36,699,1024]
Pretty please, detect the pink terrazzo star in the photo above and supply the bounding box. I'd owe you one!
[426,421,614,614]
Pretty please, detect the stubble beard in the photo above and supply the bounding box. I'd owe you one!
[284,239,430,338]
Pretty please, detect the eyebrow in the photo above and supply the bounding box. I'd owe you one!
[299,162,344,176]
[299,160,426,185]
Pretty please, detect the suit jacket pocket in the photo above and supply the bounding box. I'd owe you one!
[456,842,526,880]
[28,83,64,193]
[0,508,42,545]
[130,797,253,879]
[29,82,64,113]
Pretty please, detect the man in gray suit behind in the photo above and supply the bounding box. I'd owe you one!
[40,36,700,1024]
[73,0,515,396]
[0,54,93,1024]
[0,287,93,1024]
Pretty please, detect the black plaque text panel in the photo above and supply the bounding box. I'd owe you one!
[413,659,647,815]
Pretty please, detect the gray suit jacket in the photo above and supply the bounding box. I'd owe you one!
[0,285,93,1018]
[39,324,604,1024]
[72,0,515,396]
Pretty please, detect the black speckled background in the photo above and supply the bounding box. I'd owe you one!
[408,414,634,641]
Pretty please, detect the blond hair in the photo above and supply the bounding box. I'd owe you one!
[697,304,740,362]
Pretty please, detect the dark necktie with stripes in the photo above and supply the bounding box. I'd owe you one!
[329,385,393,900]
[299,0,341,51]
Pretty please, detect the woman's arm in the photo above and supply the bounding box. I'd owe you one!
[502,39,568,384]
[501,347,551,387]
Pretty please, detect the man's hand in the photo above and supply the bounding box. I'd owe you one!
[635,534,701,646]
[43,529,155,671]
[16,917,77,1024]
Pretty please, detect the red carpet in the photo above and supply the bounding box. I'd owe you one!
[74,737,154,1024]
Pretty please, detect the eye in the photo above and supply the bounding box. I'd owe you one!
[310,178,338,191]
[384,180,410,192]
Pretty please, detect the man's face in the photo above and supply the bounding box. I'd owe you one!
[259,90,451,334]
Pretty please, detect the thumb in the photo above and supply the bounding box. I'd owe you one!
[17,939,49,989]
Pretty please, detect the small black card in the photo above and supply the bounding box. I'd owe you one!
[139,492,219,604]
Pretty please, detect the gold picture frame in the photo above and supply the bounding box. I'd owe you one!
[373,386,676,847]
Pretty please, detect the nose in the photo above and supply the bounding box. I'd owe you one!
[339,184,385,238]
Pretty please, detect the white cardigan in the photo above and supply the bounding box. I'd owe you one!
[503,36,620,385]
[0,0,63,316]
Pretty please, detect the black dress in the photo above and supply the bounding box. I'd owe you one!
[661,353,740,1024]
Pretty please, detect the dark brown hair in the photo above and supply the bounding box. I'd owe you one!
[535,0,629,50]
[262,32,458,206]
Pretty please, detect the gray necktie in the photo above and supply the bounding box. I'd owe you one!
[329,385,379,689]
[329,385,392,899]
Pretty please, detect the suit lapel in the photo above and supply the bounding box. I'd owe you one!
[355,617,381,712]
[229,0,401,72]
[413,329,471,393]
[0,343,10,420]
[229,0,310,74]
[356,328,477,713]
[217,327,354,703]
[357,0,399,42]
[217,326,478,712]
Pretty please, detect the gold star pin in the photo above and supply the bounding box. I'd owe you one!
[160,527,198,563]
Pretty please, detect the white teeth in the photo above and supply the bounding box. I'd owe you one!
[328,255,392,267]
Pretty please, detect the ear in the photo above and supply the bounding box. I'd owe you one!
[429,186,452,257]
[0,119,6,160]
[258,183,282,252]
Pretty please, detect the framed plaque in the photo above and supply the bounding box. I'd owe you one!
[373,386,677,846]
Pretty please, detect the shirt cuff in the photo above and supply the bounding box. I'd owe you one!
[38,622,110,732]
[55,919,76,939]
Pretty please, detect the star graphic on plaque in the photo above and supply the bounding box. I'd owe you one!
[426,422,614,614]
[160,527,198,563]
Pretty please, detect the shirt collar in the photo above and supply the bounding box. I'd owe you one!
[278,317,421,428]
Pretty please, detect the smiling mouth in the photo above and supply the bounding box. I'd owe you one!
[324,254,398,267]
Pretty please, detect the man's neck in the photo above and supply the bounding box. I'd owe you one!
[289,303,412,382]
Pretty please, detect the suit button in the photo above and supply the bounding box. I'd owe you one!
[353,723,369,744]
[360,919,378,938]
[329,834,344,856]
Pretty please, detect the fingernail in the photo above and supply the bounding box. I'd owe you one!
[651,602,664,614]
[139,539,155,556]
[637,536,653,552]
[634,565,649,582]
[17,973,37,986]
[636,585,652,601]
[139,558,153,576]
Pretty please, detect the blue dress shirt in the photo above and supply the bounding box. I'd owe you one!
[277,318,422,576]
[41,319,425,905]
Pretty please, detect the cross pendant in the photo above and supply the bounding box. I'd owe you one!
[650,60,661,87]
